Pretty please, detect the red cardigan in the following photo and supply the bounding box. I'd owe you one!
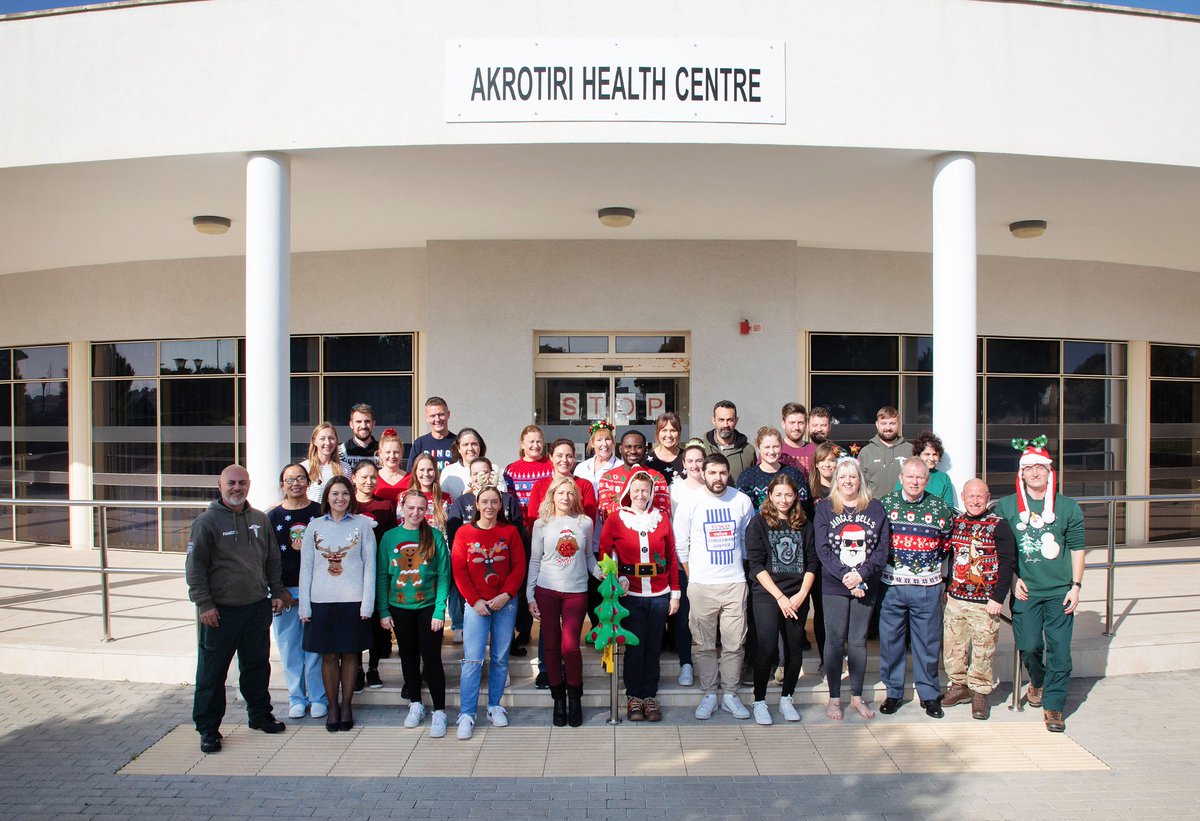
[451,522,526,603]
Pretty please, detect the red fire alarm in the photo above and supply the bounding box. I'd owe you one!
[739,319,751,335]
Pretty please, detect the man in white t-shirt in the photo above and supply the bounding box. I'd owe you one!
[673,453,754,720]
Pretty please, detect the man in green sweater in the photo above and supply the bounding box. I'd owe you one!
[994,438,1086,733]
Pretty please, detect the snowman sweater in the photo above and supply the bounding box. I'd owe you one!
[879,490,955,587]
[994,493,1085,598]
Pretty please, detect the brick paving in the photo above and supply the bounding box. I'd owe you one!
[1,671,1199,819]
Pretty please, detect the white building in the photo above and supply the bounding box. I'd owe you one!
[1,0,1198,550]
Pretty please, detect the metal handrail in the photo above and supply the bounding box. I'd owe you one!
[0,497,208,642]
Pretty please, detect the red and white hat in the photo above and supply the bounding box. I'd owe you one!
[1013,436,1055,525]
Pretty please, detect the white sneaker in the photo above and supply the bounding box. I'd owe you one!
[694,693,718,720]
[487,705,509,727]
[310,703,328,719]
[429,710,447,738]
[678,663,694,687]
[404,702,426,728]
[778,695,800,722]
[288,704,306,719]
[721,693,750,719]
[456,714,474,740]
[752,700,773,725]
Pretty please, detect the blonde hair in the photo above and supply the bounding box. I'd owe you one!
[305,422,345,483]
[538,475,582,523]
[828,458,872,515]
[408,452,448,527]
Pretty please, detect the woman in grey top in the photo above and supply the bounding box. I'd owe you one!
[299,476,377,731]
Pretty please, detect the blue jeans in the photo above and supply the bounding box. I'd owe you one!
[879,583,944,702]
[272,586,327,709]
[459,599,517,719]
[447,583,465,633]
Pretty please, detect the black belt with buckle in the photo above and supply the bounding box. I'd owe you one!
[619,562,658,577]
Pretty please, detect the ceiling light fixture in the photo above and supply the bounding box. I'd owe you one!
[193,215,232,235]
[598,207,635,228]
[1009,219,1047,239]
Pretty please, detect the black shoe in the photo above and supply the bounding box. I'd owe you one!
[354,669,365,694]
[879,697,902,715]
[535,671,550,689]
[248,715,286,734]
[199,731,222,753]
[921,698,945,719]
[550,684,568,727]
[366,669,383,689]
[514,633,531,648]
[567,684,584,728]
[401,683,412,701]
[510,645,528,657]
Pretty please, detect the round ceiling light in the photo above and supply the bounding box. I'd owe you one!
[1009,219,1047,239]
[598,207,635,228]
[193,215,232,235]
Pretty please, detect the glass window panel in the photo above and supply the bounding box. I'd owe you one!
[902,336,933,372]
[614,336,686,354]
[13,381,69,474]
[13,346,68,380]
[1151,381,1200,424]
[291,376,320,462]
[92,342,156,378]
[1061,479,1126,547]
[614,376,689,437]
[93,380,158,475]
[985,338,1059,374]
[810,375,898,427]
[0,349,10,380]
[323,334,414,373]
[1151,344,1200,378]
[901,375,932,426]
[159,486,211,553]
[160,378,235,475]
[14,482,69,544]
[291,336,319,373]
[0,383,10,539]
[95,484,159,551]
[985,438,1059,477]
[810,335,898,372]
[1064,378,1125,425]
[1149,437,1200,471]
[1064,341,1126,376]
[985,377,1058,426]
[537,335,608,355]
[160,339,236,375]
[535,376,610,435]
[1062,437,1125,474]
[323,375,413,444]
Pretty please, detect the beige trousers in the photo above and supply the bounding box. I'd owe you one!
[687,581,747,695]
[942,596,1000,694]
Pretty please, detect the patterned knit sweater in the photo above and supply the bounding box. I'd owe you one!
[879,490,954,587]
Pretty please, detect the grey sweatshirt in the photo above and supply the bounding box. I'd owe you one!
[185,499,284,613]
[298,513,378,620]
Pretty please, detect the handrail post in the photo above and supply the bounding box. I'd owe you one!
[1105,500,1117,637]
[98,506,114,643]
[608,646,621,725]
[1008,634,1023,712]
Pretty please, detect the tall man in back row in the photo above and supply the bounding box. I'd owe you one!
[859,406,913,496]
[186,465,293,753]
[701,400,757,483]
[995,437,1086,733]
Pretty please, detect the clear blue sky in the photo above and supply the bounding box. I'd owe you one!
[2,0,1199,14]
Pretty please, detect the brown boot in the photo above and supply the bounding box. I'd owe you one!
[942,683,971,707]
[627,697,645,722]
[971,691,990,720]
[1044,709,1065,733]
[1026,685,1043,707]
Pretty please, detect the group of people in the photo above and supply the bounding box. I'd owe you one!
[184,397,1085,754]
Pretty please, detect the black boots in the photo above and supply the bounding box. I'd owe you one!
[551,684,568,727]
[567,684,583,728]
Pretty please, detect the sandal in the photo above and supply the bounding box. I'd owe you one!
[825,700,844,721]
[850,697,875,720]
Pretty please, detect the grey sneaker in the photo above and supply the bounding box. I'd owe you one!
[678,663,694,687]
[721,693,750,719]
[694,693,718,720]
[455,714,474,740]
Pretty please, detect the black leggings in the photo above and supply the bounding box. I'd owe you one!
[751,590,808,701]
[823,592,874,699]
[392,605,446,711]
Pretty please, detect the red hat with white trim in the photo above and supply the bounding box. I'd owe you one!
[1012,435,1055,527]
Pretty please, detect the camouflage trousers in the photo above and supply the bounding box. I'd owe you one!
[942,596,1000,694]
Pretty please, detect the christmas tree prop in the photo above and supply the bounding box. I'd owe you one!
[587,555,639,674]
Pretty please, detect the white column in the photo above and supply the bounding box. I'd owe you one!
[245,153,290,511]
[931,153,977,495]
[1125,340,1150,545]
[67,340,93,549]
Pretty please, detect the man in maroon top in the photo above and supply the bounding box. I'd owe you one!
[779,402,816,476]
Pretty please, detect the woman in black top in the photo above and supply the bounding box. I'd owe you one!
[745,473,817,725]
[644,412,686,484]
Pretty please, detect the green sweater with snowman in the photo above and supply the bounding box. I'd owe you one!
[993,493,1085,598]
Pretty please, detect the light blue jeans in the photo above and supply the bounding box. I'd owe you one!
[272,586,328,709]
[458,598,517,719]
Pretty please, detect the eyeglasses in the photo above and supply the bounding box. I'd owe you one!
[282,477,309,485]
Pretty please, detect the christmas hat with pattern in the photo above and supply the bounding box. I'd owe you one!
[1012,435,1055,525]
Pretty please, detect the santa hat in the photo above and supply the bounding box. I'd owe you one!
[1012,436,1055,526]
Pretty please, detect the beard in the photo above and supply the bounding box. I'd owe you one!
[809,432,827,444]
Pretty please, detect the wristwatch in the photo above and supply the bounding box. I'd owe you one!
[1072,581,1082,588]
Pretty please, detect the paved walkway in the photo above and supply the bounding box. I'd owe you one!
[1,670,1198,819]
